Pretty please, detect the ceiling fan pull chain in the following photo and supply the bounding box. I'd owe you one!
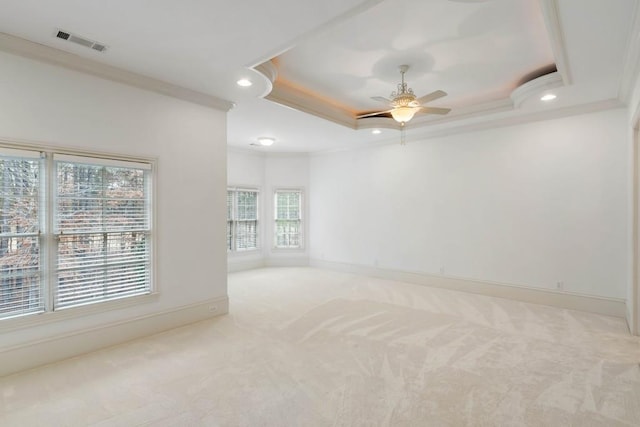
[400,124,406,145]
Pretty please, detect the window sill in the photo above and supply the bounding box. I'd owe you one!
[0,292,160,333]
[228,248,262,256]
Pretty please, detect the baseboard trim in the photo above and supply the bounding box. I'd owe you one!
[0,296,228,378]
[265,256,309,268]
[227,257,266,273]
[626,305,636,335]
[310,259,626,318]
[228,255,310,272]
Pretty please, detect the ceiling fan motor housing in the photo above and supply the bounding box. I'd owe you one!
[393,92,418,108]
[391,66,419,107]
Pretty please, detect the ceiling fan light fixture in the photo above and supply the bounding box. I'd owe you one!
[356,65,450,132]
[391,106,420,123]
[257,137,275,146]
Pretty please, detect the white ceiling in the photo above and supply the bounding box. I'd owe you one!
[0,0,378,102]
[0,0,637,152]
[274,0,554,111]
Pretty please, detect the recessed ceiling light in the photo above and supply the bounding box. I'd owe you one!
[257,137,275,146]
[540,93,557,102]
[237,79,252,87]
[371,129,382,135]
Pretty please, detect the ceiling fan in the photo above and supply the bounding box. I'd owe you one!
[357,65,451,126]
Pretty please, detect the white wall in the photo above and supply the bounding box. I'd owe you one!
[0,51,228,367]
[630,126,638,333]
[627,69,640,333]
[228,148,266,187]
[227,149,309,270]
[310,109,629,299]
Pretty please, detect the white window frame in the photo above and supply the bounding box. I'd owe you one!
[273,188,304,250]
[0,147,46,319]
[227,187,260,252]
[52,153,153,310]
[0,141,156,330]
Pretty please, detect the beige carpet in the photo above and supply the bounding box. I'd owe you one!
[1,267,639,426]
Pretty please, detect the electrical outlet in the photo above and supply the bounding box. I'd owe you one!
[556,281,564,290]
[440,266,445,275]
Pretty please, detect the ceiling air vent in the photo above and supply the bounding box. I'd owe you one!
[56,30,70,40]
[55,29,107,53]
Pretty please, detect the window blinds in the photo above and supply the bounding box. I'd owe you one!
[0,150,44,319]
[54,158,151,309]
[227,188,258,251]
[274,190,302,249]
[227,190,233,251]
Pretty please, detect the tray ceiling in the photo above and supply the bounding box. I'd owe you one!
[270,0,555,114]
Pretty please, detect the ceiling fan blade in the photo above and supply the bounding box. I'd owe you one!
[371,96,392,104]
[357,109,393,119]
[416,90,447,105]
[420,106,451,115]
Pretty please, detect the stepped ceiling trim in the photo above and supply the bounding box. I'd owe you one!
[254,0,571,132]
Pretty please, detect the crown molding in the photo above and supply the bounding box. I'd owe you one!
[539,0,572,85]
[618,1,640,104]
[408,98,623,142]
[260,69,606,154]
[227,144,311,157]
[254,61,278,84]
[253,60,278,99]
[408,98,515,129]
[308,99,624,156]
[266,81,357,129]
[510,72,564,108]
[266,78,520,133]
[0,32,234,112]
[354,98,517,131]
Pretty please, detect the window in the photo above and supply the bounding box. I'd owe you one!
[0,149,43,319]
[274,189,302,249]
[227,188,258,251]
[0,147,153,321]
[54,154,152,309]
